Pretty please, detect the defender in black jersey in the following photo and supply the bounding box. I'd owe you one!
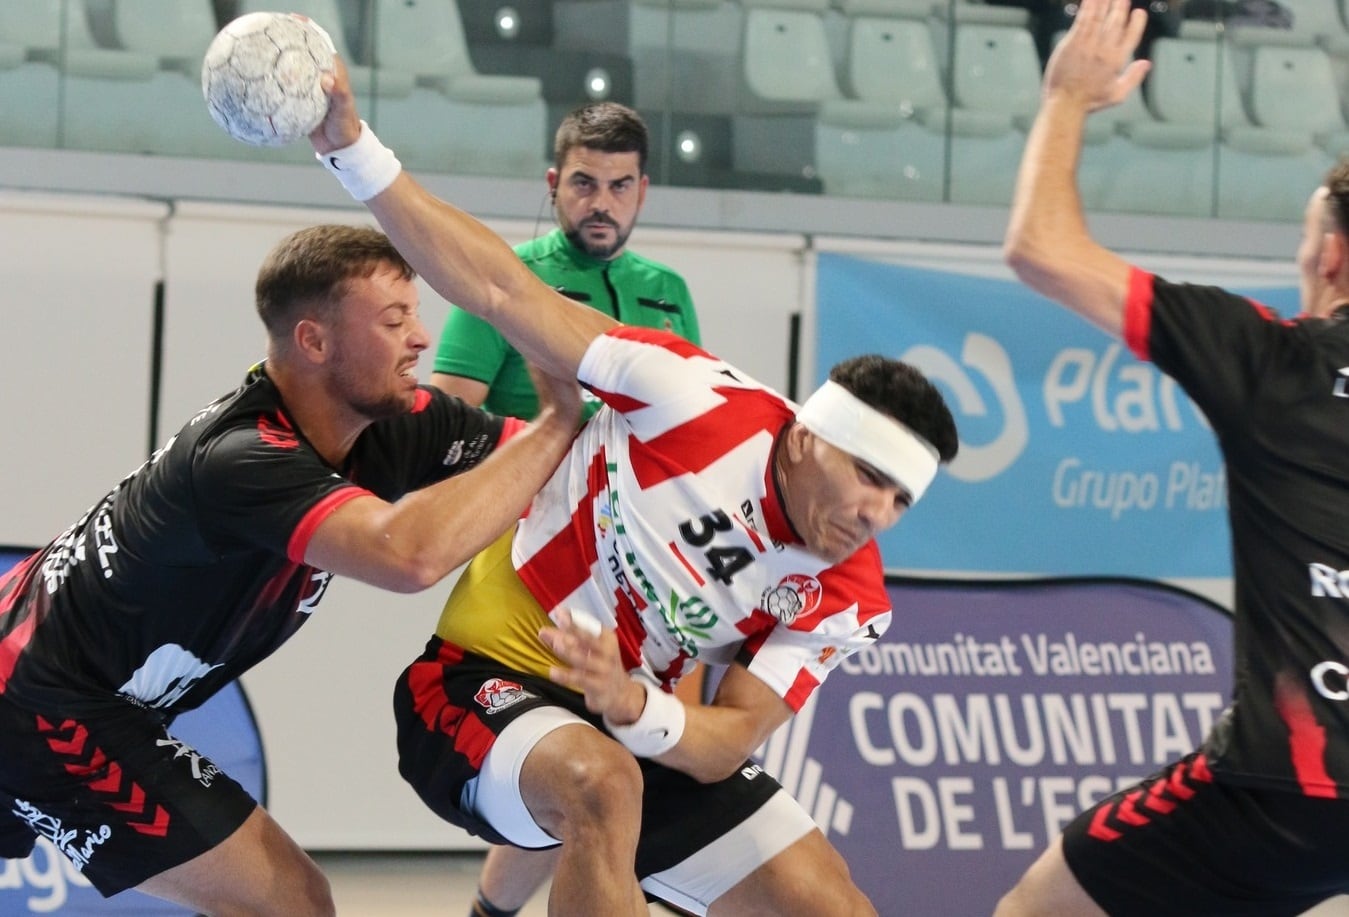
[998,2,1349,915]
[0,225,581,913]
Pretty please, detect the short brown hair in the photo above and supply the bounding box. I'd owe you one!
[255,224,415,336]
[1324,158,1349,237]
[553,102,648,174]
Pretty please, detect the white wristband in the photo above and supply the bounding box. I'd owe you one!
[317,121,402,201]
[604,678,685,758]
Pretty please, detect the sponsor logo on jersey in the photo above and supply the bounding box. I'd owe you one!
[1308,562,1349,598]
[760,574,823,625]
[474,678,535,714]
[10,800,111,872]
[1334,367,1349,398]
[156,737,222,787]
[442,440,464,466]
[460,432,492,465]
[1311,660,1349,700]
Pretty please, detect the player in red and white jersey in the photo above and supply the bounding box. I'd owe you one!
[310,62,959,916]
[999,2,1349,914]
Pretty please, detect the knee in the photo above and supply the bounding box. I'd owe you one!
[551,743,643,821]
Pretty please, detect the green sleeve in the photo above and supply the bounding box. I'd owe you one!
[433,306,508,383]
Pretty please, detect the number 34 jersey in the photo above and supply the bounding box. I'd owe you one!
[514,327,893,711]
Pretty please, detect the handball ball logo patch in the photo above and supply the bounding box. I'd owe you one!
[475,678,535,714]
[760,574,823,625]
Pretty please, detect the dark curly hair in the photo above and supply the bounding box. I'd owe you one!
[827,355,960,463]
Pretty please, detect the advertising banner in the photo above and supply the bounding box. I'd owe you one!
[815,253,1298,577]
[0,547,268,915]
[756,576,1233,916]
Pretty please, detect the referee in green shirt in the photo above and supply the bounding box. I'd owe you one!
[432,102,701,423]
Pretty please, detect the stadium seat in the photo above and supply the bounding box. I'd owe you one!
[367,0,547,177]
[814,0,949,200]
[1143,25,1322,220]
[622,0,741,114]
[738,0,841,112]
[1243,42,1349,155]
[945,15,1044,205]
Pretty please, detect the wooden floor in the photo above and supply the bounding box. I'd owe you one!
[311,851,1349,917]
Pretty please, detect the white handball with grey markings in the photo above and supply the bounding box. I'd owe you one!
[201,11,336,147]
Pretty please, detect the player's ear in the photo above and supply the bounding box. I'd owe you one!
[293,318,328,363]
[546,168,559,201]
[1323,229,1348,281]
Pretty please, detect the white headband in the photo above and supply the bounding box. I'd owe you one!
[796,379,941,504]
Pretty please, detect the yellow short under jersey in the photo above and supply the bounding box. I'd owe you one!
[434,527,563,679]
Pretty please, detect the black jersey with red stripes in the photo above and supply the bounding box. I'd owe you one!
[0,364,508,718]
[1125,268,1349,797]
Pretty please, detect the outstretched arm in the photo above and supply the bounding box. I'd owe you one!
[310,59,615,383]
[1003,0,1151,339]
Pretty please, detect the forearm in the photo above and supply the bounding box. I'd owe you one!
[314,411,574,592]
[1005,93,1094,296]
[653,699,783,783]
[365,174,602,380]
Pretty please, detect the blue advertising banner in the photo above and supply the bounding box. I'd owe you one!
[756,576,1233,916]
[815,253,1299,577]
[0,547,268,915]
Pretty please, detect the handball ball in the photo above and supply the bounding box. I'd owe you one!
[201,12,336,147]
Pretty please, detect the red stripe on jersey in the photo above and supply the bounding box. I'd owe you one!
[609,325,705,359]
[412,389,432,413]
[1275,672,1338,797]
[0,613,38,693]
[628,388,792,491]
[668,541,705,587]
[456,714,497,769]
[286,485,370,563]
[498,416,527,445]
[783,668,820,712]
[517,451,606,609]
[1123,267,1155,362]
[734,514,766,553]
[588,388,651,415]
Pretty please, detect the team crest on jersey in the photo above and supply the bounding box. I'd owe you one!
[442,440,464,466]
[474,678,536,714]
[597,501,614,538]
[760,574,823,625]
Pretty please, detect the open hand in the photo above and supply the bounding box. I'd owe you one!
[1045,0,1152,112]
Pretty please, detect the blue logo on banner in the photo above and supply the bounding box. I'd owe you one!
[0,547,268,915]
[815,254,1299,577]
[756,576,1233,916]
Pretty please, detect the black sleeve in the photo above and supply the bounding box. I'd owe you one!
[348,385,509,500]
[1136,272,1295,434]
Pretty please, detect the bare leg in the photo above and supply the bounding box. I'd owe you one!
[136,805,333,916]
[707,829,875,917]
[993,836,1107,917]
[515,724,648,917]
[472,845,562,914]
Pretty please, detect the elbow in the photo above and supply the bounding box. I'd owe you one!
[1002,232,1043,286]
[381,550,452,594]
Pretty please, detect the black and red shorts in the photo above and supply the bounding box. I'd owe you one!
[394,637,782,879]
[1063,752,1349,917]
[0,693,257,896]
